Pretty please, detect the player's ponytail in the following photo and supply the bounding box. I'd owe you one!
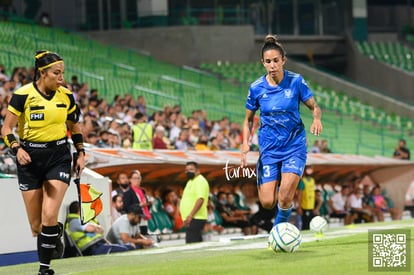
[33,50,63,81]
[261,34,286,59]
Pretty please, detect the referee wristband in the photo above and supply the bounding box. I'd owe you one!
[5,134,17,148]
[72,133,84,147]
[11,145,21,156]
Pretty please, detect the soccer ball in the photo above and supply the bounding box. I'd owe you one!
[310,216,328,233]
[268,222,302,253]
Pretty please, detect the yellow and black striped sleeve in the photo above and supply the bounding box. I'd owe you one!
[65,91,80,123]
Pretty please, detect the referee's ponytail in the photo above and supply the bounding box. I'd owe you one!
[34,50,63,81]
[261,34,286,59]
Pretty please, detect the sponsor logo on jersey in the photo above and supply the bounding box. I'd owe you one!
[284,89,293,98]
[262,93,268,98]
[30,113,44,120]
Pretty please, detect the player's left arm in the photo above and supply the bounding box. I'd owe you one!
[304,97,322,136]
[66,98,85,175]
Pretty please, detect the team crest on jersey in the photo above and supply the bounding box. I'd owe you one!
[30,113,44,120]
[284,89,293,98]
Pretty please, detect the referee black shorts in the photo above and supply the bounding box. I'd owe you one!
[17,139,72,191]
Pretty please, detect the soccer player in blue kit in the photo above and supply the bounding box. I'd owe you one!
[241,35,322,227]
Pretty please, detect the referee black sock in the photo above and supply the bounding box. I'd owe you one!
[38,224,59,272]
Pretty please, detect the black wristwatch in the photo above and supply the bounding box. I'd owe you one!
[12,145,21,156]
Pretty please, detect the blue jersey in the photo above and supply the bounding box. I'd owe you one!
[245,70,313,162]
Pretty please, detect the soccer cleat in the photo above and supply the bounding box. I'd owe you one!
[38,269,55,275]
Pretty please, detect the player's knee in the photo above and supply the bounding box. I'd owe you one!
[260,198,276,209]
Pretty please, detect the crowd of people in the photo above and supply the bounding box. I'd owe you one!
[294,170,404,229]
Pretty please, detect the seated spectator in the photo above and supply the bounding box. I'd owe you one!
[153,125,168,149]
[203,198,224,241]
[348,187,374,223]
[111,193,124,224]
[209,136,220,151]
[216,192,252,235]
[65,201,129,256]
[328,185,353,225]
[311,140,321,153]
[371,185,402,220]
[175,130,194,150]
[195,134,209,150]
[362,184,383,222]
[162,189,184,232]
[106,204,154,249]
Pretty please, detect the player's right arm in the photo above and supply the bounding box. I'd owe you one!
[241,109,255,167]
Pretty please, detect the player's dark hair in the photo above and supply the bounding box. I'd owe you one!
[34,50,63,81]
[112,193,123,203]
[261,35,286,59]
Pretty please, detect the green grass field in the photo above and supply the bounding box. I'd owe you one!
[1,219,413,275]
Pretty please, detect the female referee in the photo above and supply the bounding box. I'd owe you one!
[241,35,322,228]
[1,50,85,275]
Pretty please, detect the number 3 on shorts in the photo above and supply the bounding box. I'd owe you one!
[263,165,270,177]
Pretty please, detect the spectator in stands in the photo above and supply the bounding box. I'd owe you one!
[216,130,230,150]
[0,80,13,103]
[189,124,201,146]
[112,172,130,196]
[328,185,353,225]
[136,95,147,115]
[111,193,124,224]
[393,138,410,160]
[241,35,323,229]
[131,112,153,150]
[162,189,184,232]
[175,129,193,150]
[348,187,374,223]
[153,125,168,149]
[216,192,253,235]
[70,75,82,93]
[122,170,152,235]
[311,140,321,153]
[297,165,317,230]
[195,134,209,150]
[180,161,210,243]
[371,185,402,220]
[86,131,99,146]
[362,184,383,222]
[96,130,111,148]
[65,201,128,255]
[320,139,332,153]
[203,198,224,241]
[209,136,220,151]
[106,204,154,249]
[314,189,323,216]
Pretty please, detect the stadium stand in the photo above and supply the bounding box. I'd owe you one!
[1,21,412,157]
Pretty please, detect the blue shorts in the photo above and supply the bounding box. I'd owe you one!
[256,154,306,186]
